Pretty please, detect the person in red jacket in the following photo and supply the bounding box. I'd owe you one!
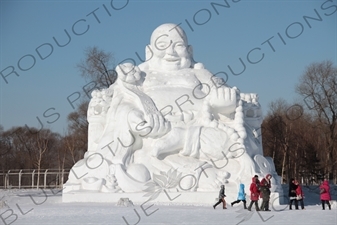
[259,174,272,211]
[320,179,331,210]
[294,180,305,210]
[247,175,260,211]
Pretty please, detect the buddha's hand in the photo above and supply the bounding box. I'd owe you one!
[207,86,239,116]
[128,110,171,138]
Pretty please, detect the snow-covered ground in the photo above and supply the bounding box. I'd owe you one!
[0,185,336,225]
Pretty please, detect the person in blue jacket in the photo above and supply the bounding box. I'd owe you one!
[231,183,247,209]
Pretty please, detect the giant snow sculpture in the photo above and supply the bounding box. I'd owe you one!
[63,23,283,204]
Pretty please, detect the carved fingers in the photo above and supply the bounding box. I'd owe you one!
[207,86,238,115]
[128,109,171,138]
[144,112,171,138]
[222,86,237,102]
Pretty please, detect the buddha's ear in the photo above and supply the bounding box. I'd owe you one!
[145,45,154,61]
[187,45,193,57]
[188,45,200,68]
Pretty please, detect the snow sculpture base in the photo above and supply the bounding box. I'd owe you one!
[62,190,284,206]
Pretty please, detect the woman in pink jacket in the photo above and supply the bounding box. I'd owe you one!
[320,179,331,210]
[294,180,305,210]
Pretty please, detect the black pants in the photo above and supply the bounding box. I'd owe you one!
[247,200,259,211]
[289,198,298,209]
[297,198,304,209]
[321,200,331,210]
[231,200,247,208]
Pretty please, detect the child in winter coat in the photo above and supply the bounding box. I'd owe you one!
[320,179,331,210]
[294,180,305,210]
[247,176,260,211]
[213,185,227,209]
[259,174,272,211]
[231,183,247,209]
[289,178,298,210]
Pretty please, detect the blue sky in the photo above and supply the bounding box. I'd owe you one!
[1,0,336,135]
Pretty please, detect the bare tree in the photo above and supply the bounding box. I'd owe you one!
[63,133,77,164]
[0,126,62,187]
[34,129,51,189]
[77,46,117,89]
[296,60,337,181]
[262,99,323,184]
[262,99,294,183]
[64,47,117,165]
[66,100,89,162]
[0,126,15,172]
[9,127,37,169]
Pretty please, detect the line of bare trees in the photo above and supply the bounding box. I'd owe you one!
[1,47,336,185]
[262,60,337,184]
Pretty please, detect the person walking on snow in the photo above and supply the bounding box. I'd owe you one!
[294,180,305,210]
[231,183,247,209]
[320,179,331,210]
[213,185,227,209]
[247,176,260,211]
[289,178,298,210]
[260,174,272,211]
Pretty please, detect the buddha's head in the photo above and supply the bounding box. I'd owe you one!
[146,23,193,71]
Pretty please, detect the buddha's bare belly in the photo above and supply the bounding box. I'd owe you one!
[142,70,208,113]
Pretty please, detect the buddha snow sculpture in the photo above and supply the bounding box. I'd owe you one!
[63,23,282,199]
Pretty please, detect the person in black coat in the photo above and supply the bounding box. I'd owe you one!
[289,178,299,210]
[213,185,227,209]
[260,174,272,211]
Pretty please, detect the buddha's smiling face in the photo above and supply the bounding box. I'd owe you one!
[148,24,192,71]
